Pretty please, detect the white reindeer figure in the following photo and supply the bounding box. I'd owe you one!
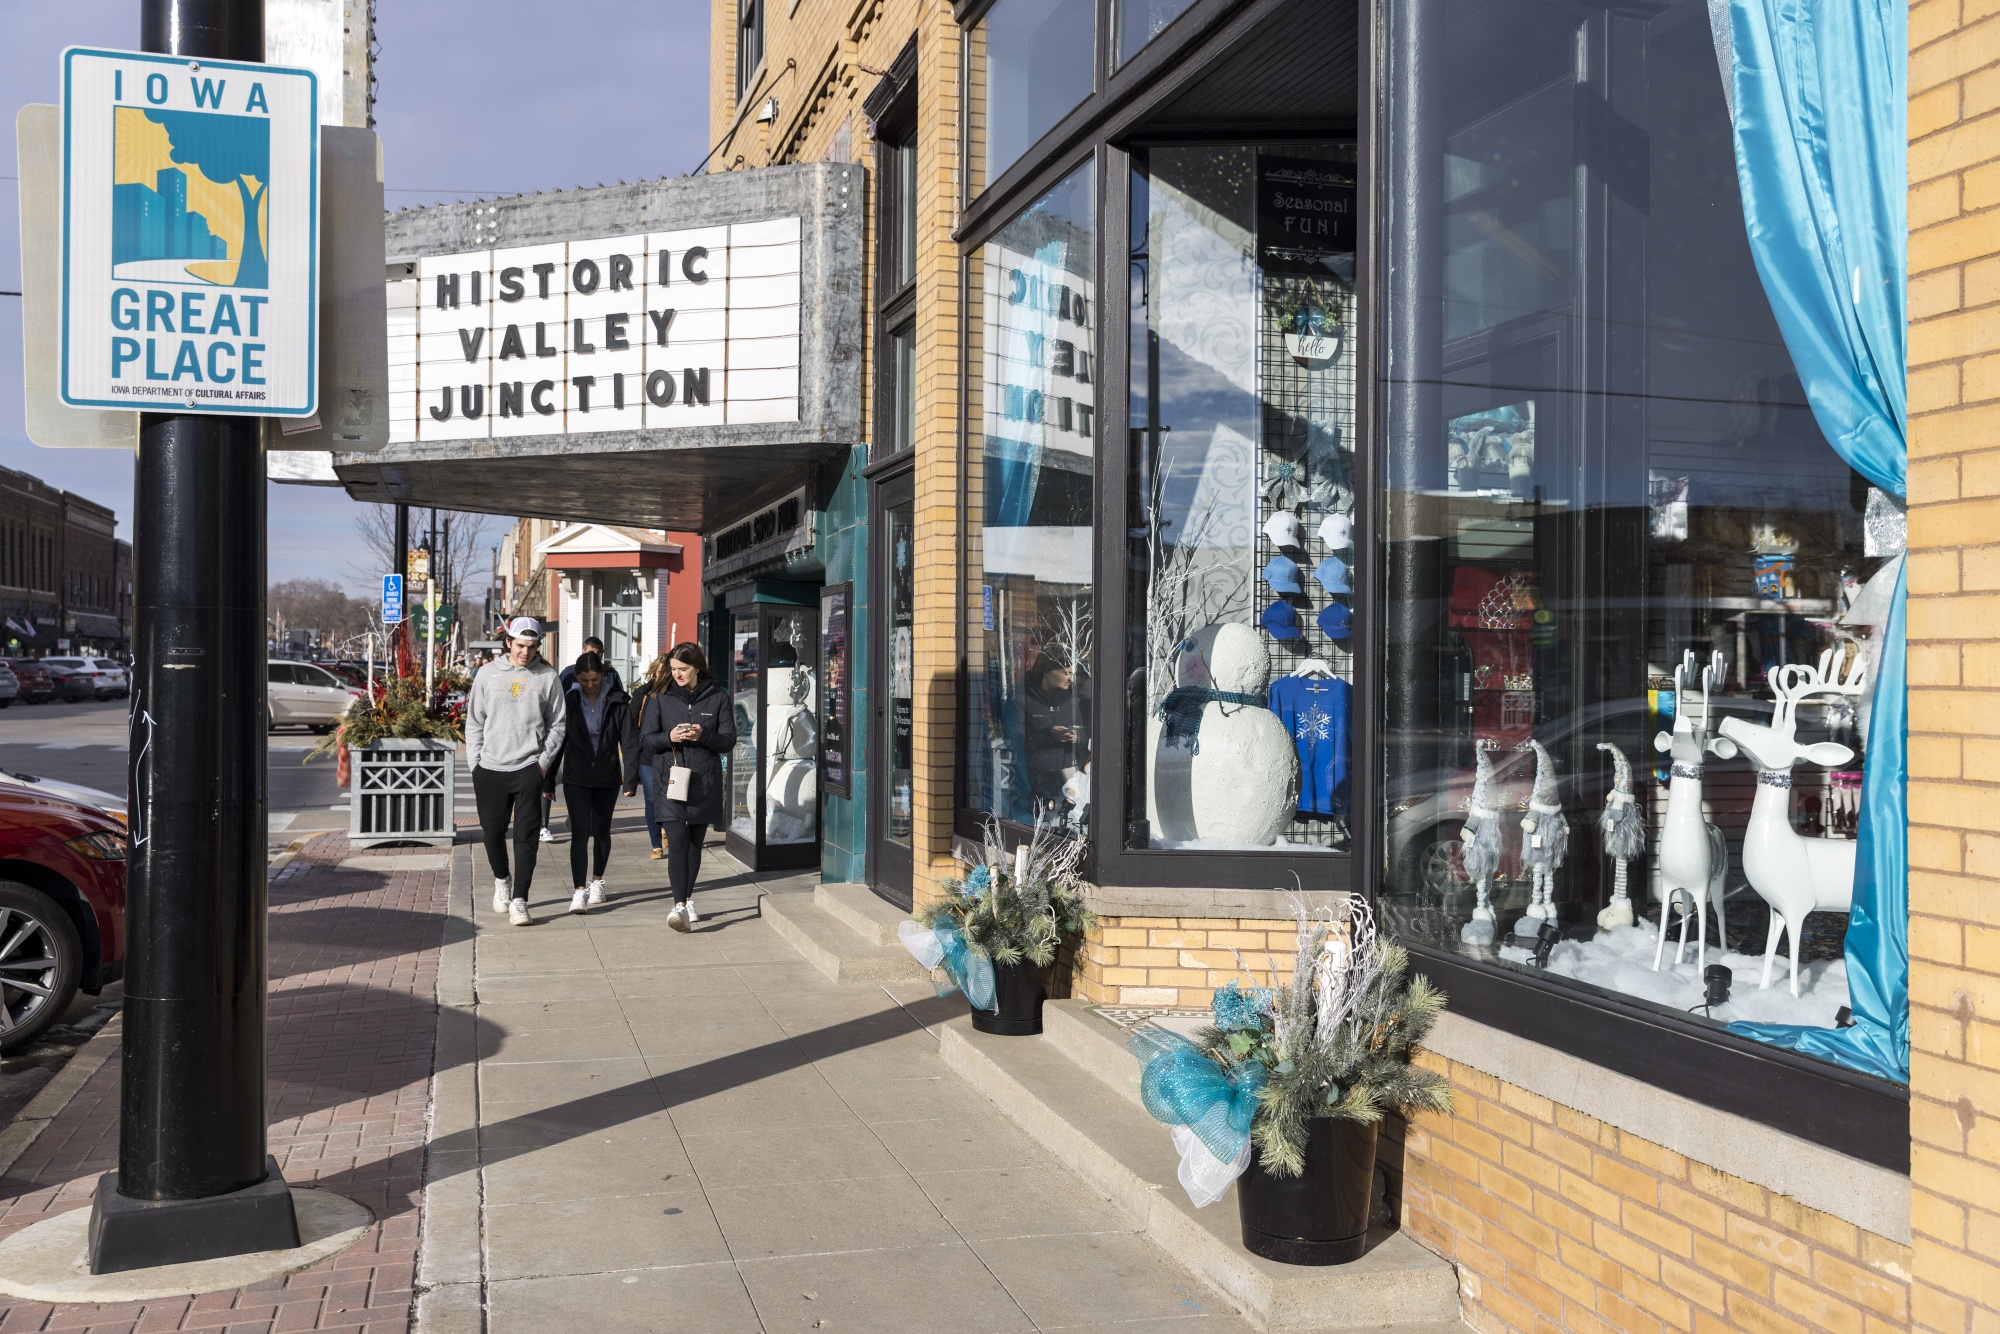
[1652,650,1732,973]
[1714,648,1866,996]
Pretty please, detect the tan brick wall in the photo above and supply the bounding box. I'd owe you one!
[1072,917,1303,1007]
[1393,1055,1913,1334]
[1905,0,2000,1327]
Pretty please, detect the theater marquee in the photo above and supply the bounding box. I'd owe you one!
[392,217,802,443]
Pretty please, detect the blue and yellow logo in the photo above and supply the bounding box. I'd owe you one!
[112,100,269,289]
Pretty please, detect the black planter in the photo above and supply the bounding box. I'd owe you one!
[1235,1117,1378,1265]
[969,959,1045,1036]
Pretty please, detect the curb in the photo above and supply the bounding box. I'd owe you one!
[413,839,484,1334]
[0,1015,121,1180]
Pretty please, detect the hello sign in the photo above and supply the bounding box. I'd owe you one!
[390,217,802,444]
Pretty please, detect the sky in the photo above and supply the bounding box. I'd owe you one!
[0,0,712,594]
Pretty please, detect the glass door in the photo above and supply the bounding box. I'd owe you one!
[870,472,916,905]
[723,602,823,872]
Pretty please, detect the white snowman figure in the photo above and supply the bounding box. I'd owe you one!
[764,663,819,844]
[1186,623,1298,846]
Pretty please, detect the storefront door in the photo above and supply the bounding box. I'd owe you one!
[870,473,915,906]
[598,608,641,688]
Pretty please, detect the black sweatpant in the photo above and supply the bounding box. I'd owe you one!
[664,820,708,905]
[564,783,619,885]
[474,763,544,898]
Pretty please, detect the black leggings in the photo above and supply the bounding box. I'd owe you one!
[664,820,708,904]
[473,764,543,898]
[564,783,619,884]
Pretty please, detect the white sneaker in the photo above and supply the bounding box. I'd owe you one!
[492,879,512,914]
[539,826,555,843]
[667,902,689,933]
[569,889,589,916]
[681,901,700,926]
[586,879,606,906]
[509,897,532,926]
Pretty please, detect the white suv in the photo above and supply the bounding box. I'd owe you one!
[40,656,121,700]
[268,660,364,733]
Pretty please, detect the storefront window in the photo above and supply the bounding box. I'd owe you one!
[1126,144,1357,853]
[729,612,758,842]
[1377,0,1887,1058]
[964,162,1095,829]
[1117,0,1199,65]
[965,0,1095,197]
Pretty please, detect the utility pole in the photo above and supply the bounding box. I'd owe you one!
[394,502,409,670]
[92,0,300,1274]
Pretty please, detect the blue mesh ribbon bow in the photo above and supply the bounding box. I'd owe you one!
[897,918,997,1013]
[1129,1028,1267,1206]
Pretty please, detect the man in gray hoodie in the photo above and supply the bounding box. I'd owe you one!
[466,617,567,924]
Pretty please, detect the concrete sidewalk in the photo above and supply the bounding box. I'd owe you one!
[420,805,1259,1334]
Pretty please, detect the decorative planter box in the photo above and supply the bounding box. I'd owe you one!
[349,739,456,847]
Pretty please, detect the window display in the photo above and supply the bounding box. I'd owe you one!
[1125,144,1356,852]
[724,603,820,869]
[1376,0,1893,1056]
[964,163,1095,830]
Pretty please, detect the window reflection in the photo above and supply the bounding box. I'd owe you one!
[965,163,1095,829]
[966,0,1095,196]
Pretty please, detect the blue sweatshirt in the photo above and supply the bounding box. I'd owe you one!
[1268,676,1351,816]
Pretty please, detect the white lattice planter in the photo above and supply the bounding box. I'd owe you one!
[349,739,456,847]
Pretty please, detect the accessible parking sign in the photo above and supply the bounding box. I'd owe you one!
[59,47,318,416]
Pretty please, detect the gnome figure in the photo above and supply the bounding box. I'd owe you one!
[1516,740,1568,933]
[1595,742,1646,930]
[1457,742,1504,945]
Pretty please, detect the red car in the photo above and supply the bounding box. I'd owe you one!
[1,659,55,705]
[0,786,126,1051]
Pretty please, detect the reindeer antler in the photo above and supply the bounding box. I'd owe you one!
[1769,649,1869,729]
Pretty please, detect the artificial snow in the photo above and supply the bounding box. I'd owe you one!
[1496,923,1849,1028]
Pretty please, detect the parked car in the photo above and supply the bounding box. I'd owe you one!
[0,659,55,705]
[0,784,126,1051]
[0,767,124,823]
[0,663,18,709]
[90,659,130,698]
[38,660,98,703]
[268,659,366,733]
[41,657,122,701]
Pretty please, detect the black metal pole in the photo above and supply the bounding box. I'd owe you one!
[91,0,300,1272]
[394,502,409,663]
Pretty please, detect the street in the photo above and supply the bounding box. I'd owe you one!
[0,696,349,848]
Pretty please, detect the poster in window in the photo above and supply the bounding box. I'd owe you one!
[818,582,851,796]
[1256,154,1356,277]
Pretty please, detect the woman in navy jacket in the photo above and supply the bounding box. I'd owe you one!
[637,642,735,930]
[559,652,630,915]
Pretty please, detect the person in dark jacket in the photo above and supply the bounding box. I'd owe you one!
[638,642,735,931]
[559,652,630,916]
[621,655,671,860]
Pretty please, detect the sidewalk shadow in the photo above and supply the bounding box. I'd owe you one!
[422,994,965,1186]
[270,906,470,979]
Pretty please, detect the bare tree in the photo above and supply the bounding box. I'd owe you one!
[349,504,498,608]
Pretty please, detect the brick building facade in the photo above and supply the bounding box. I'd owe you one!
[694,0,1994,1328]
[0,463,130,656]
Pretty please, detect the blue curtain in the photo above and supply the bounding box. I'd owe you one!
[1723,0,1909,1082]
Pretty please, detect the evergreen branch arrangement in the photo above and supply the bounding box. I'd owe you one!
[917,813,1095,969]
[306,668,467,763]
[1186,897,1453,1178]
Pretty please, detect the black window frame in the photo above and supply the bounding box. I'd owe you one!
[737,0,766,102]
[868,39,921,463]
[946,0,1911,1169]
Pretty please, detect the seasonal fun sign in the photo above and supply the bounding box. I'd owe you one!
[59,48,320,417]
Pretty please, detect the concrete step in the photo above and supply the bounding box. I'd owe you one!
[815,881,908,947]
[758,889,929,984]
[938,1005,1465,1333]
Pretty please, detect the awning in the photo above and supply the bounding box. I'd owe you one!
[72,612,124,640]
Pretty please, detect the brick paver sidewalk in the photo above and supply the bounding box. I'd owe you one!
[0,833,449,1334]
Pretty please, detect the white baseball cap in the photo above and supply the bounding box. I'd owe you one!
[1263,510,1304,549]
[505,616,543,640]
[1318,512,1353,550]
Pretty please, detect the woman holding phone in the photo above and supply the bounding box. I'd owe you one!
[637,642,735,930]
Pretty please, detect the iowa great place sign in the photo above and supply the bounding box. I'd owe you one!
[59,48,319,417]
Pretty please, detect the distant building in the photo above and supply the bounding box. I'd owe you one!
[0,465,129,657]
[112,167,226,266]
[493,518,700,683]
